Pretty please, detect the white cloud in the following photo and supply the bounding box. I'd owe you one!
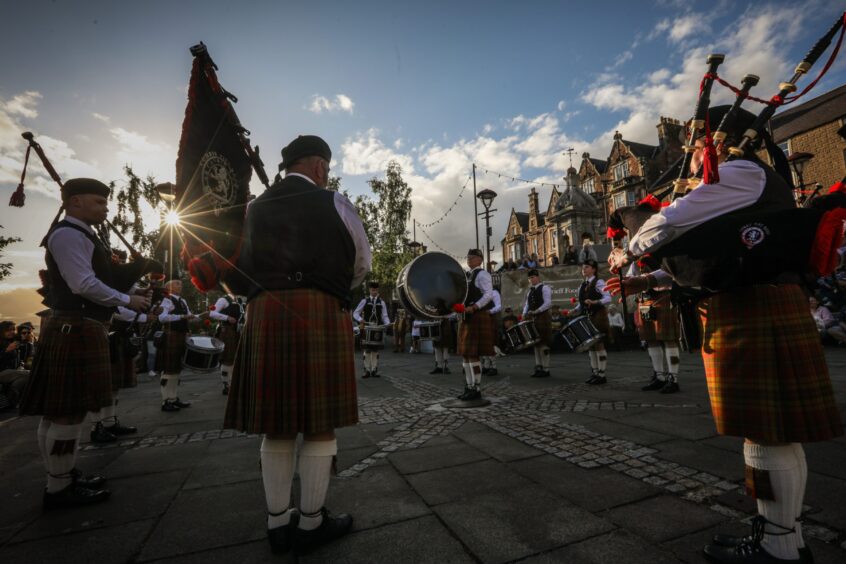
[307,93,356,114]
[340,128,414,175]
[2,91,42,119]
[108,127,173,180]
[92,112,111,123]
[557,100,567,111]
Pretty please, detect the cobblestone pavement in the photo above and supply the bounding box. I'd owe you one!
[2,347,846,563]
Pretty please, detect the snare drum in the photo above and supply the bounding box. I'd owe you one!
[183,335,225,371]
[418,321,441,341]
[361,324,386,347]
[505,320,541,351]
[560,315,603,353]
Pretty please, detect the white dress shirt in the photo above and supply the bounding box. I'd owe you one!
[210,296,242,322]
[286,172,372,288]
[630,160,768,256]
[489,289,502,315]
[114,306,147,323]
[469,268,493,309]
[47,216,129,307]
[353,296,391,325]
[522,283,552,316]
[159,294,192,323]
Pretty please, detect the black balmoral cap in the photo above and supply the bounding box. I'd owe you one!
[527,268,539,277]
[467,249,484,258]
[280,135,331,170]
[61,178,110,201]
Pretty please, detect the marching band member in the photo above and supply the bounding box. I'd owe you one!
[210,292,245,394]
[430,313,458,375]
[457,249,494,400]
[18,178,151,508]
[522,269,553,378]
[480,288,502,376]
[410,318,422,353]
[156,280,196,412]
[353,282,391,378]
[569,259,612,384]
[392,305,408,353]
[622,105,842,563]
[224,135,370,555]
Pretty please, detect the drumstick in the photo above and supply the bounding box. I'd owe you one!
[618,271,629,333]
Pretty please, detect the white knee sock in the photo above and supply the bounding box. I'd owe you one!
[434,348,444,367]
[165,374,180,400]
[260,437,297,529]
[221,364,232,385]
[462,362,473,387]
[160,376,169,401]
[596,350,607,374]
[102,401,116,422]
[588,350,598,371]
[647,346,664,376]
[488,357,496,369]
[372,352,379,371]
[533,346,542,367]
[298,439,337,531]
[664,344,680,381]
[540,346,550,370]
[37,418,51,468]
[744,443,801,560]
[442,350,449,366]
[792,443,808,549]
[471,362,482,387]
[46,423,82,492]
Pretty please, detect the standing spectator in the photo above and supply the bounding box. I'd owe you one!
[563,245,578,265]
[578,235,598,264]
[16,322,36,369]
[0,321,30,409]
[550,254,560,266]
[527,254,539,268]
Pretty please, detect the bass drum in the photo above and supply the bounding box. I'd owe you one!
[396,252,468,320]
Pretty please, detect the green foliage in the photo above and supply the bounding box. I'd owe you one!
[0,225,22,281]
[353,160,414,298]
[109,165,161,256]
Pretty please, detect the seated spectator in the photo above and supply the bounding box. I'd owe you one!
[578,236,598,264]
[828,308,846,345]
[527,254,539,268]
[563,245,578,265]
[550,254,560,265]
[15,322,35,369]
[0,320,31,410]
[518,258,528,270]
[810,296,836,339]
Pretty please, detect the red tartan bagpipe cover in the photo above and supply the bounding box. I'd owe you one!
[175,44,253,293]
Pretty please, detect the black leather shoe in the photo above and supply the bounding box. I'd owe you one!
[585,373,598,384]
[222,384,229,396]
[161,400,180,412]
[660,380,680,394]
[173,398,191,408]
[90,422,117,444]
[362,371,371,379]
[295,508,353,555]
[530,366,543,378]
[702,541,800,563]
[487,368,498,376]
[463,388,482,401]
[43,483,111,509]
[104,419,137,436]
[711,535,812,563]
[430,366,443,374]
[268,523,294,554]
[641,377,666,391]
[371,371,380,378]
[536,370,550,378]
[588,375,607,385]
[457,386,472,400]
[443,366,451,374]
[70,468,106,489]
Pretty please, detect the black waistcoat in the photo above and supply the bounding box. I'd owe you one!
[464,268,493,310]
[236,176,356,305]
[658,159,798,291]
[44,220,115,322]
[166,296,189,332]
[363,297,385,322]
[527,284,545,311]
[220,296,243,319]
[578,278,604,314]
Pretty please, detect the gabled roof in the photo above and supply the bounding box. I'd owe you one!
[625,140,659,160]
[770,84,846,143]
[513,211,529,231]
[648,154,683,193]
[589,158,608,173]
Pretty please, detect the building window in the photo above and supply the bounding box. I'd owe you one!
[512,226,519,236]
[613,160,629,181]
[583,176,595,193]
[613,193,626,209]
[533,239,538,254]
[627,191,637,206]
[778,140,789,156]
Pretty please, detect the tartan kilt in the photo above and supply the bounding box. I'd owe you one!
[18,315,113,418]
[698,284,843,443]
[590,308,612,345]
[224,288,358,435]
[635,292,680,342]
[218,324,240,365]
[110,335,137,390]
[438,318,457,350]
[458,311,495,357]
[155,329,187,374]
[532,310,553,347]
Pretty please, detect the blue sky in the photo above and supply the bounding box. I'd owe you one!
[1,0,845,302]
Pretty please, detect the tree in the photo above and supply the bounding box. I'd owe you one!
[109,165,161,256]
[354,160,414,298]
[0,226,22,281]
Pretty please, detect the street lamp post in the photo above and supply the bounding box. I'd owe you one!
[155,182,177,281]
[477,188,498,273]
[788,152,814,204]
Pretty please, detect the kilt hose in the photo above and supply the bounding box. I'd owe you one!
[110,336,137,390]
[531,310,553,347]
[155,329,187,374]
[438,318,457,351]
[698,283,843,444]
[218,324,240,365]
[18,314,113,418]
[635,292,680,342]
[589,307,612,346]
[224,288,358,435]
[458,311,495,358]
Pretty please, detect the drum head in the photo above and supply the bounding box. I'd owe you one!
[397,252,467,319]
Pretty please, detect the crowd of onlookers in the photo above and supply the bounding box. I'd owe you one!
[0,320,36,411]
[810,266,846,346]
[498,238,600,272]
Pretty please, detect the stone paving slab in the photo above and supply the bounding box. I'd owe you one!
[648,439,745,481]
[603,495,727,543]
[451,428,547,462]
[575,417,676,446]
[520,528,681,563]
[182,437,261,490]
[406,459,535,506]
[434,484,615,564]
[103,441,211,479]
[388,440,490,475]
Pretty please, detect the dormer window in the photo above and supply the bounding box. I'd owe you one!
[583,177,595,193]
[613,160,629,181]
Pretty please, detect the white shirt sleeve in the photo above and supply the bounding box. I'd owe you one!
[489,290,502,314]
[538,285,553,313]
[474,270,493,309]
[47,226,129,307]
[596,279,612,305]
[352,298,366,323]
[210,297,230,321]
[522,290,531,316]
[334,192,372,289]
[629,160,767,256]
[381,302,391,326]
[158,297,182,323]
[114,306,146,323]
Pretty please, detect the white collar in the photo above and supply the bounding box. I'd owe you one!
[285,172,317,186]
[64,215,95,234]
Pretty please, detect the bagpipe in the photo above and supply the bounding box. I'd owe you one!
[166,42,270,295]
[9,132,164,297]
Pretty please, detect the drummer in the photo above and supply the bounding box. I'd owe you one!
[353,282,391,378]
[568,259,612,385]
[457,249,495,401]
[156,280,197,411]
[210,293,245,395]
[522,269,553,378]
[430,313,457,375]
[481,287,502,376]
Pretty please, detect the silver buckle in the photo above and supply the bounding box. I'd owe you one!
[61,324,72,334]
